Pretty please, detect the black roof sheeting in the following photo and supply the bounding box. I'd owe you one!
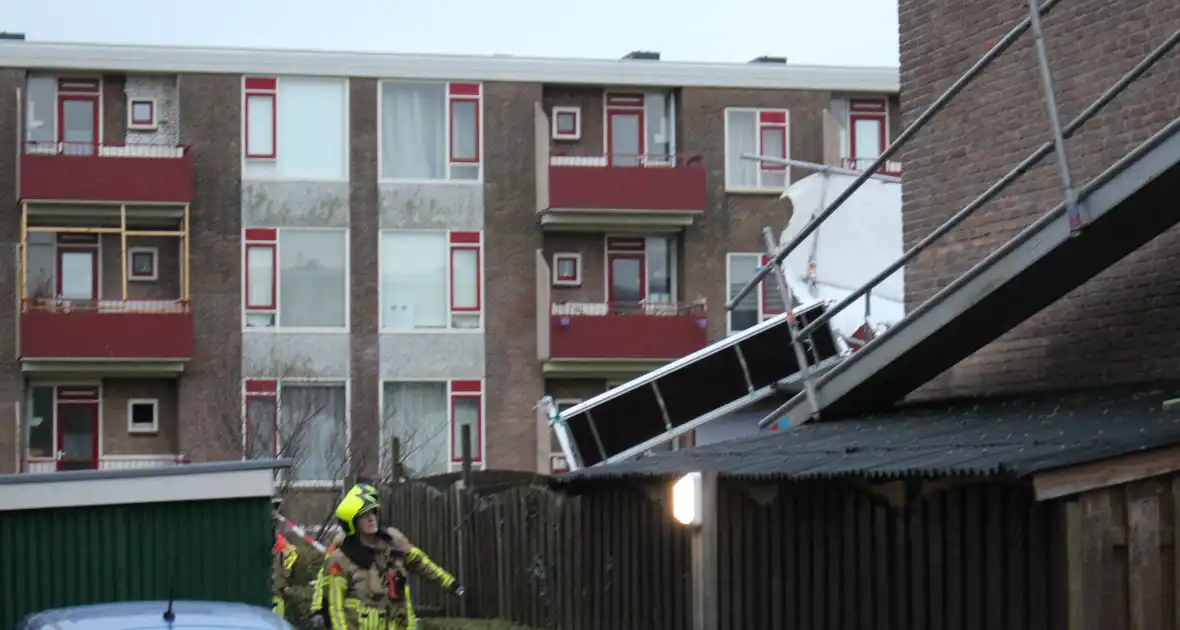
[554,386,1180,484]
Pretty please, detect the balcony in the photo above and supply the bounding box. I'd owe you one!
[20,300,194,375]
[533,104,706,233]
[19,141,194,203]
[24,454,186,474]
[541,300,709,378]
[840,157,904,178]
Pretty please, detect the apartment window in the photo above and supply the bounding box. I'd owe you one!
[849,99,887,168]
[605,236,678,311]
[381,380,484,477]
[380,231,482,331]
[25,76,101,155]
[552,106,581,141]
[725,108,790,191]
[243,379,348,484]
[380,81,481,181]
[127,399,159,434]
[243,228,349,330]
[552,253,582,287]
[726,253,787,334]
[127,98,157,130]
[243,76,348,180]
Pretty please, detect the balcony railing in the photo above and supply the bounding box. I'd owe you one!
[25,454,186,474]
[20,298,194,360]
[544,152,709,213]
[549,300,709,360]
[840,157,904,177]
[20,141,194,203]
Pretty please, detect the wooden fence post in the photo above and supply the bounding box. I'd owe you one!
[458,425,474,618]
[390,437,403,484]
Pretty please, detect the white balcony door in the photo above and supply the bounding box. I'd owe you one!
[57,248,97,301]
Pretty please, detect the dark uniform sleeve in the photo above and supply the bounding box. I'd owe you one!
[387,527,458,590]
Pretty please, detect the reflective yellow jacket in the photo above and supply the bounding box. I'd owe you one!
[325,528,455,630]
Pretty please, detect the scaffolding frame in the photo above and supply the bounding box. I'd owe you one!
[19,201,192,305]
[723,3,1180,429]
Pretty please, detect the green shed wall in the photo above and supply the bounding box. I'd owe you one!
[0,496,273,627]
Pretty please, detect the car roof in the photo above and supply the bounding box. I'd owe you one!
[18,601,292,630]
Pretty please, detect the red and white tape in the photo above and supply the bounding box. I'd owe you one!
[276,513,329,554]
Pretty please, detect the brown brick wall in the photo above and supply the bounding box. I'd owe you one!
[100,378,179,455]
[349,78,381,477]
[98,235,181,300]
[543,233,607,303]
[102,74,126,144]
[484,81,546,471]
[678,87,828,341]
[543,86,605,156]
[176,73,244,461]
[898,0,1180,397]
[0,69,25,473]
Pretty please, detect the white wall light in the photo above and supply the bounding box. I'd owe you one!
[671,472,704,526]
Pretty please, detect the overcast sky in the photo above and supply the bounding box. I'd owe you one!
[3,0,899,67]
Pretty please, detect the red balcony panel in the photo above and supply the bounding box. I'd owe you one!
[547,155,707,212]
[20,305,194,360]
[549,306,708,360]
[20,142,195,203]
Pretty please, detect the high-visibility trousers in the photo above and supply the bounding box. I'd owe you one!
[272,595,285,618]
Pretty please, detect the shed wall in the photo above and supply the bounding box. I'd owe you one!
[0,496,272,627]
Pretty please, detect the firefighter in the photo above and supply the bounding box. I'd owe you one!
[311,483,378,626]
[324,489,464,630]
[271,496,299,618]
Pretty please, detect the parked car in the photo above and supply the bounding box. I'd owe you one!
[16,601,294,630]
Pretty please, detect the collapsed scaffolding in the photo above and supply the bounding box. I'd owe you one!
[543,0,1180,472]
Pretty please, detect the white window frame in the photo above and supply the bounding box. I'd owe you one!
[376,378,487,476]
[378,229,484,333]
[240,377,351,488]
[240,76,350,182]
[552,253,582,287]
[724,107,791,193]
[25,383,105,465]
[725,253,785,335]
[126,398,159,435]
[551,106,582,141]
[127,246,159,282]
[377,81,484,184]
[127,97,158,131]
[241,227,351,333]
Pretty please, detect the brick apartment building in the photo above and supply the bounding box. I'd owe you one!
[0,39,897,483]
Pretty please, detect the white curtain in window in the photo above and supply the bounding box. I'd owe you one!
[728,254,761,332]
[278,78,347,179]
[246,246,274,308]
[381,232,447,330]
[245,95,275,157]
[280,385,348,482]
[246,397,277,459]
[451,248,478,310]
[279,230,347,328]
[381,83,446,180]
[726,110,758,189]
[382,382,449,477]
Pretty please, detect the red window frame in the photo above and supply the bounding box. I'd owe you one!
[760,255,785,316]
[244,228,278,312]
[449,380,483,463]
[848,99,887,166]
[243,379,279,459]
[129,99,156,127]
[244,77,278,159]
[449,231,482,314]
[757,111,788,172]
[447,83,481,165]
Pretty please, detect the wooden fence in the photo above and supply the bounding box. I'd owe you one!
[382,473,1073,630]
[382,473,692,629]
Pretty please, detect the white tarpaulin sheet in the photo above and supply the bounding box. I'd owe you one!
[778,172,904,345]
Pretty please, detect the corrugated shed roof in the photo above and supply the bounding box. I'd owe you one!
[553,386,1180,484]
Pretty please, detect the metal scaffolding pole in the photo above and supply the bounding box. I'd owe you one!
[1025,0,1084,233]
[760,227,819,423]
[724,0,1065,312]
